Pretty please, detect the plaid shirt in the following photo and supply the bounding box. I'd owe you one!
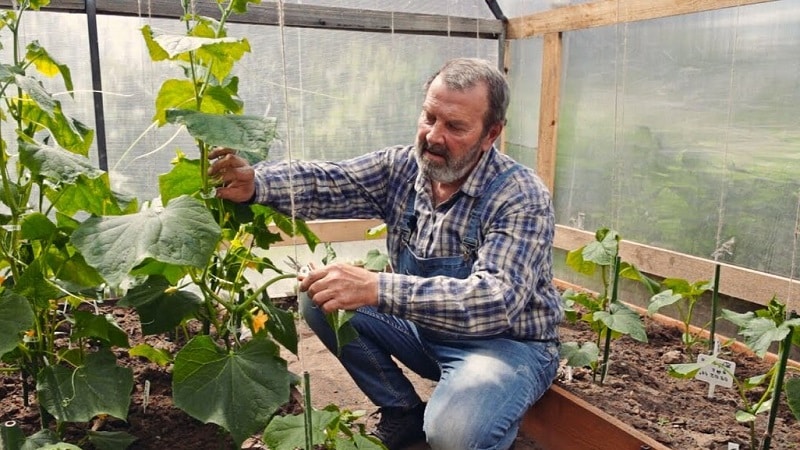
[253,145,563,341]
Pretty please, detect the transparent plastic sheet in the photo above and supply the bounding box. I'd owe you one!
[547,1,800,308]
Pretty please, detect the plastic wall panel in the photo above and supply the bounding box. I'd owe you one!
[554,1,800,280]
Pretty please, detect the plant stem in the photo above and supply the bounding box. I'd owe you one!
[760,318,796,450]
[600,255,622,385]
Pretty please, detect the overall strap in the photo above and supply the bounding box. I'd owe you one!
[398,175,418,243]
[462,164,524,254]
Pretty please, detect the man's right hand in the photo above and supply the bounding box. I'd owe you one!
[208,147,256,203]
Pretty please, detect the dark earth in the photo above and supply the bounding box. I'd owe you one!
[1,298,798,449]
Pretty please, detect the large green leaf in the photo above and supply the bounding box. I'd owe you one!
[647,289,682,316]
[141,25,171,62]
[128,343,172,367]
[19,140,103,184]
[18,429,60,450]
[0,291,34,357]
[262,409,340,450]
[582,228,619,266]
[264,300,299,356]
[152,34,243,59]
[18,101,93,155]
[37,349,133,422]
[565,247,595,276]
[560,341,600,368]
[14,261,64,309]
[26,41,74,96]
[86,431,138,450]
[20,212,57,239]
[71,310,130,348]
[28,0,52,10]
[325,308,358,356]
[231,0,262,14]
[158,156,203,204]
[166,109,275,163]
[152,79,196,124]
[71,195,221,288]
[118,276,202,335]
[44,173,124,217]
[735,317,800,358]
[194,39,251,81]
[172,335,290,447]
[363,249,390,272]
[15,73,57,113]
[594,302,648,343]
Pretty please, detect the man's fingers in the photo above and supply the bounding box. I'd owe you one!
[208,147,236,160]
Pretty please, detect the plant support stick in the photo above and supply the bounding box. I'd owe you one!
[760,315,796,450]
[709,264,721,352]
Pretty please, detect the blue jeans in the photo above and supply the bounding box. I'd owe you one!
[299,293,559,450]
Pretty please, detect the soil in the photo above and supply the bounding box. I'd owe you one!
[1,298,798,450]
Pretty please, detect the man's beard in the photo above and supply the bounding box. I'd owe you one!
[415,137,484,184]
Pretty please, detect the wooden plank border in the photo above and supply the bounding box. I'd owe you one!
[507,0,779,39]
[555,225,800,311]
[521,384,671,450]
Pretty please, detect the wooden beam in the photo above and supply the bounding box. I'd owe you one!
[536,32,561,193]
[269,219,384,247]
[555,225,800,312]
[507,0,779,39]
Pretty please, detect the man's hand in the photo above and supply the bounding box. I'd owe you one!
[208,147,256,203]
[298,263,380,313]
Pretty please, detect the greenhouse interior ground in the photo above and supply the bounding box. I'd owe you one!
[0,1,799,450]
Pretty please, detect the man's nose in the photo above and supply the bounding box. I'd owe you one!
[426,122,445,145]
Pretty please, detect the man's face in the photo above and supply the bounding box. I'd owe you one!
[415,76,501,185]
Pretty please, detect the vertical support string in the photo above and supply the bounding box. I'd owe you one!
[275,0,308,384]
[610,0,628,229]
[713,3,741,266]
[789,191,799,312]
[275,0,299,259]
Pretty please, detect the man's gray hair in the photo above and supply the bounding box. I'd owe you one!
[424,58,510,133]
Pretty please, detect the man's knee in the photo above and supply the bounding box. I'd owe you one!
[424,400,518,450]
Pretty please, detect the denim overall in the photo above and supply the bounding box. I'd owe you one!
[300,165,559,450]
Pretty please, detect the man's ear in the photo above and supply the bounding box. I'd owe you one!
[482,123,503,151]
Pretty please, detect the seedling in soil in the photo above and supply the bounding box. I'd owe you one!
[561,228,657,385]
[669,297,800,450]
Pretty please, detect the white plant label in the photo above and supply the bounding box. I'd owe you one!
[696,354,735,389]
[696,340,735,398]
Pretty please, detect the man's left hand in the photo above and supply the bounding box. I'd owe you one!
[298,263,380,313]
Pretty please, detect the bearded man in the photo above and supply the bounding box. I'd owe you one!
[209,57,563,450]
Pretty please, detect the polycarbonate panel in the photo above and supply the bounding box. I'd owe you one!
[555,1,800,280]
[281,0,495,19]
[1,12,97,164]
[505,37,543,169]
[93,13,496,203]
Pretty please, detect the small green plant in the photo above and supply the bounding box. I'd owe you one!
[647,277,714,356]
[668,297,800,450]
[560,228,659,384]
[0,0,136,446]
